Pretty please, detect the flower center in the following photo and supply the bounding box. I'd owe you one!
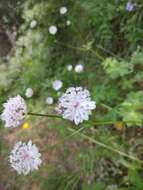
[74,101,80,108]
[22,151,30,161]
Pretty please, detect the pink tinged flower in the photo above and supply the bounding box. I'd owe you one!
[46,97,54,105]
[9,140,42,175]
[1,95,27,128]
[25,88,34,98]
[57,87,96,125]
[126,1,135,12]
[75,64,84,73]
[52,80,63,91]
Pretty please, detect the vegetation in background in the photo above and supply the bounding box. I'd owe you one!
[0,0,143,189]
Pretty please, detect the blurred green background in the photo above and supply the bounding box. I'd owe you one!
[0,0,143,189]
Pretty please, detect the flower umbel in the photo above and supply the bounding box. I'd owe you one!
[9,140,42,175]
[52,80,63,91]
[126,1,135,12]
[67,64,73,71]
[30,20,37,29]
[57,87,96,125]
[59,6,68,15]
[49,25,58,35]
[1,95,27,128]
[25,88,34,98]
[75,64,84,73]
[46,97,54,105]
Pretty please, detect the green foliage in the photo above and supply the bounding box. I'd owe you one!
[1,0,143,189]
[102,58,130,79]
[119,91,143,126]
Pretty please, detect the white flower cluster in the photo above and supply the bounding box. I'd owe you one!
[1,86,96,175]
[75,64,84,73]
[10,140,42,175]
[57,87,96,125]
[30,20,37,29]
[1,95,27,128]
[67,64,73,71]
[49,25,58,35]
[66,64,84,73]
[46,97,54,105]
[48,6,69,35]
[59,6,68,15]
[52,80,63,91]
[25,88,34,98]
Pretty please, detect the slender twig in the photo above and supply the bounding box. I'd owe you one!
[28,112,143,164]
[28,112,143,126]
[55,41,104,60]
[28,112,62,119]
[68,128,143,164]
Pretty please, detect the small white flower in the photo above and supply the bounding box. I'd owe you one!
[57,87,96,125]
[67,64,73,71]
[126,1,135,12]
[25,88,34,98]
[52,80,63,91]
[9,140,42,175]
[49,25,58,35]
[75,64,84,73]
[66,20,71,26]
[30,20,37,29]
[1,95,27,128]
[46,97,54,105]
[59,6,68,15]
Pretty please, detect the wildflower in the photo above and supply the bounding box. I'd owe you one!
[59,6,68,15]
[67,64,73,71]
[49,25,58,35]
[22,122,30,129]
[75,64,84,73]
[57,87,96,125]
[52,80,63,91]
[66,20,71,26]
[9,140,42,175]
[126,1,135,12]
[114,121,125,131]
[25,88,34,98]
[1,95,27,128]
[30,20,37,29]
[46,97,54,105]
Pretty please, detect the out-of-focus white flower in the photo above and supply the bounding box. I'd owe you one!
[30,20,37,29]
[25,88,34,98]
[1,95,27,128]
[46,97,54,105]
[52,80,63,91]
[49,25,58,35]
[56,87,96,125]
[59,6,68,15]
[9,140,42,175]
[75,64,84,73]
[66,20,71,26]
[67,64,73,71]
[126,1,135,12]
[57,91,62,97]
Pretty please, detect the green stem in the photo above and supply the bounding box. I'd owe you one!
[68,128,143,164]
[28,112,143,126]
[28,112,143,164]
[28,112,62,119]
